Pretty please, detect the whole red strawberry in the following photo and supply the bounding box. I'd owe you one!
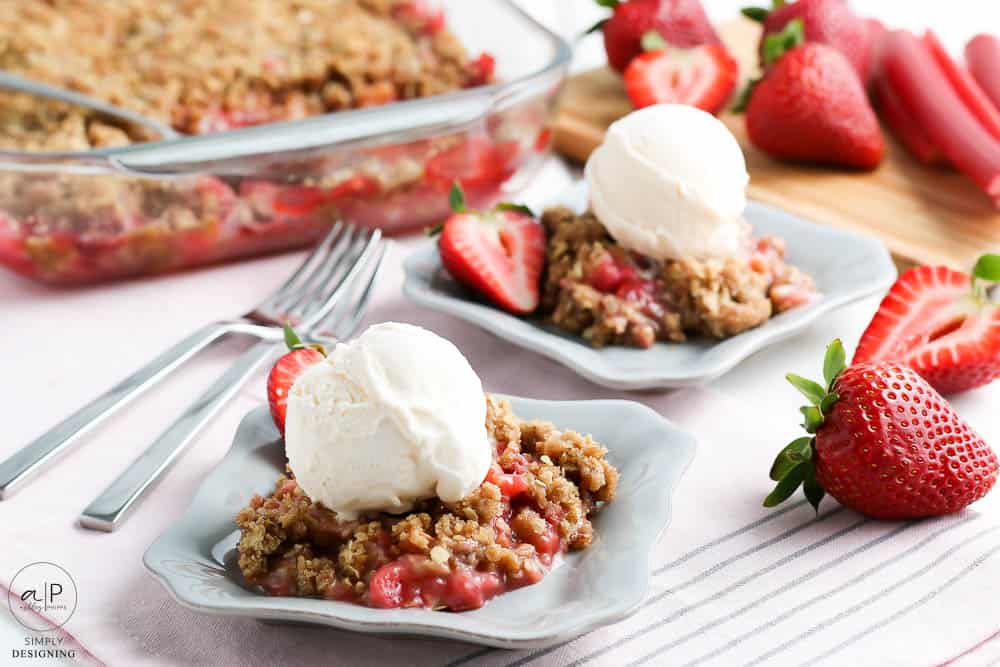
[434,184,545,314]
[765,340,998,520]
[854,255,1000,394]
[594,0,721,73]
[744,20,884,169]
[267,325,326,436]
[742,0,871,81]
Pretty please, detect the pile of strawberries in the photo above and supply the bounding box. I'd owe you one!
[766,255,1000,519]
[593,0,1000,207]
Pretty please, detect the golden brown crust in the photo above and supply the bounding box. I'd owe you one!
[0,0,487,150]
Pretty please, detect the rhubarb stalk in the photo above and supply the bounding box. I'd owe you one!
[882,30,1000,207]
[966,34,1000,112]
[923,30,1000,142]
[874,74,945,165]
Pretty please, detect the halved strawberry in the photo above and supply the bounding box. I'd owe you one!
[623,37,738,114]
[854,255,1000,394]
[434,185,545,314]
[267,326,326,435]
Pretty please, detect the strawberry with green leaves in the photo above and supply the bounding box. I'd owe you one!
[741,0,872,81]
[765,340,998,519]
[268,325,326,436]
[589,0,722,73]
[742,19,884,169]
[431,184,545,315]
[854,255,1000,395]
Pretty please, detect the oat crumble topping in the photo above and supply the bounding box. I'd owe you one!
[539,206,817,348]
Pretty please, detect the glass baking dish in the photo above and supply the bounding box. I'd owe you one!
[0,0,571,285]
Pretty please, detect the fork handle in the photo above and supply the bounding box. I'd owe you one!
[79,340,277,532]
[0,322,229,499]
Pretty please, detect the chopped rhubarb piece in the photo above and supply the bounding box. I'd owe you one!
[923,31,1000,142]
[424,138,518,190]
[865,18,889,83]
[881,31,1000,207]
[966,34,1000,111]
[874,73,946,165]
[468,52,496,87]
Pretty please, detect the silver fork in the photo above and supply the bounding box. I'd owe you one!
[79,242,387,532]
[0,223,381,499]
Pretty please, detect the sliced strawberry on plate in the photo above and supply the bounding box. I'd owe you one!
[854,255,1000,394]
[623,33,738,114]
[433,184,545,314]
[268,325,327,435]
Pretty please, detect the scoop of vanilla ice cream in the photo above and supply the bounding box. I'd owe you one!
[284,322,490,519]
[585,104,751,261]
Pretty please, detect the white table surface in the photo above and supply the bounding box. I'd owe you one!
[2,2,999,665]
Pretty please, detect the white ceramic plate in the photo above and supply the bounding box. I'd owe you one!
[144,397,696,649]
[402,181,897,390]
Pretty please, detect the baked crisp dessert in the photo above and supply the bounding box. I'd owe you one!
[0,0,508,284]
[540,207,816,348]
[0,0,492,149]
[236,396,618,611]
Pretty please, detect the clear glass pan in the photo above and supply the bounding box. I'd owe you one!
[0,0,571,285]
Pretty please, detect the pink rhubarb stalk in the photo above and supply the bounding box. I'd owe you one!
[874,73,946,165]
[966,34,1000,112]
[882,30,1000,207]
[924,30,1000,142]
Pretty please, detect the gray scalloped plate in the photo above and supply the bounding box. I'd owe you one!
[402,181,897,390]
[143,397,696,649]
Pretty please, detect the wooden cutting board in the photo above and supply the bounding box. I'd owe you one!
[553,18,1000,269]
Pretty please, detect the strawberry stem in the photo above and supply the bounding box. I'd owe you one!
[449,182,467,213]
[640,30,669,52]
[762,18,805,66]
[973,254,1000,282]
[584,18,609,36]
[283,324,304,350]
[786,373,827,405]
[972,254,1000,302]
[823,339,847,387]
[764,340,846,512]
[731,78,759,113]
[740,7,769,23]
[495,202,536,218]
